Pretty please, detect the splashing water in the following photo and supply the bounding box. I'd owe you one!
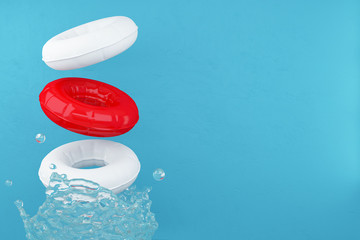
[15,172,158,240]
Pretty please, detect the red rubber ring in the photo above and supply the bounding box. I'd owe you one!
[39,77,139,137]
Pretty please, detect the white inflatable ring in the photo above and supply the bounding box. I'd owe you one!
[42,16,138,70]
[38,139,140,194]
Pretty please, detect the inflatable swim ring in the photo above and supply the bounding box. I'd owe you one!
[38,139,140,194]
[39,77,139,137]
[42,16,138,70]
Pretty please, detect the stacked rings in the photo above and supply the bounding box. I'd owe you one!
[39,16,141,194]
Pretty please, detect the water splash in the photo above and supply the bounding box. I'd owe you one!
[15,172,158,240]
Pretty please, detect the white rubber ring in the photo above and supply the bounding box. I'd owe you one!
[38,139,141,194]
[42,16,138,70]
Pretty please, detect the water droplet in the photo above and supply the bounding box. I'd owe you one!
[35,133,46,143]
[153,168,165,181]
[4,179,12,187]
[99,199,110,208]
[81,213,93,224]
[49,164,56,170]
[14,200,23,208]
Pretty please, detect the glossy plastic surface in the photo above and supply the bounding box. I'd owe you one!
[39,77,139,137]
[38,139,140,194]
[42,16,138,70]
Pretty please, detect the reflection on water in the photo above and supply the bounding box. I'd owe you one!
[15,173,158,240]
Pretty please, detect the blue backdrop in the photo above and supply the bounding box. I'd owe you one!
[0,0,359,239]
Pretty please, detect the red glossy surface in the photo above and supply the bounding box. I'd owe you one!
[39,77,139,137]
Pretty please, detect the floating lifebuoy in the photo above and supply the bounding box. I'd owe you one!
[38,140,141,194]
[42,16,138,70]
[39,77,139,137]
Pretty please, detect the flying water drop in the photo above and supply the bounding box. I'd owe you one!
[35,133,46,143]
[153,168,165,181]
[5,179,12,187]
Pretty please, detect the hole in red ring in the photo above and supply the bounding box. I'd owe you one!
[72,96,107,107]
[63,82,116,107]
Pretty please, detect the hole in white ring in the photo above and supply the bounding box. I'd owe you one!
[72,159,108,169]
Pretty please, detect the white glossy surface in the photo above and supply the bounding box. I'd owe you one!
[42,16,138,70]
[38,139,141,194]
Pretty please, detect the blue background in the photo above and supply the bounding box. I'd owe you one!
[0,0,359,239]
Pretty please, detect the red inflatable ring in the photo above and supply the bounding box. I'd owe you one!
[39,77,139,137]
